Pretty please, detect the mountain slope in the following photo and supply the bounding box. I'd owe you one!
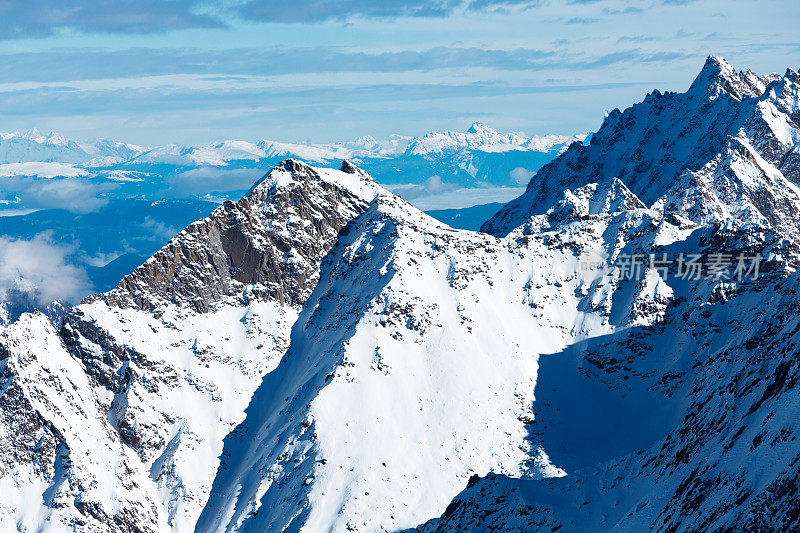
[2,159,624,531]
[418,56,800,532]
[195,190,606,531]
[416,225,800,532]
[0,159,382,530]
[0,312,165,532]
[54,160,379,530]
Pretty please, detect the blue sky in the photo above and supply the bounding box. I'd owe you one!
[0,0,797,144]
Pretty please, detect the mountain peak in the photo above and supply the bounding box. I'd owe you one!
[467,122,494,134]
[103,159,380,314]
[704,54,732,70]
[22,127,46,142]
[247,158,315,194]
[339,158,370,178]
[688,56,735,96]
[688,55,776,100]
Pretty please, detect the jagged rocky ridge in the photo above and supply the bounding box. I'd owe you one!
[1,57,799,532]
[483,56,800,239]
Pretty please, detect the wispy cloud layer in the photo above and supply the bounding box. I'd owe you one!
[0,46,699,83]
[0,0,544,39]
[0,0,221,39]
[239,0,540,22]
[0,0,795,143]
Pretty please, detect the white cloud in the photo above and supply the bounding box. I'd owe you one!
[0,176,116,213]
[139,216,181,240]
[82,251,123,268]
[166,167,263,196]
[509,166,535,185]
[423,174,449,194]
[0,233,91,306]
[388,182,524,210]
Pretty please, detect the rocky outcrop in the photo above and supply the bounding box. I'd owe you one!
[97,159,377,314]
[48,159,379,530]
[416,229,800,532]
[0,313,164,532]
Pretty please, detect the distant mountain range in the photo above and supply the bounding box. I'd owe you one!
[0,122,583,192]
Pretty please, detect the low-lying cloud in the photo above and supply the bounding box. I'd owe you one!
[165,167,264,197]
[0,176,116,213]
[387,178,524,210]
[509,167,535,185]
[0,233,91,307]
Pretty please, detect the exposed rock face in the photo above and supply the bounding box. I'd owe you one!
[419,57,800,533]
[416,230,800,533]
[2,159,380,531]
[0,313,164,532]
[195,193,581,532]
[99,159,377,314]
[0,289,69,327]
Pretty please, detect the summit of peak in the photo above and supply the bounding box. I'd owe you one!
[688,56,736,94]
[688,55,776,100]
[246,158,379,204]
[246,158,317,195]
[44,131,69,145]
[340,159,369,177]
[704,55,733,70]
[466,122,495,135]
[274,157,313,172]
[12,128,72,146]
[104,158,380,314]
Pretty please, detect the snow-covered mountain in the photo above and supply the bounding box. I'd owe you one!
[406,122,579,156]
[1,157,607,531]
[0,123,578,188]
[2,57,800,532]
[483,56,800,237]
[0,129,146,167]
[426,55,800,531]
[0,129,92,164]
[121,123,578,168]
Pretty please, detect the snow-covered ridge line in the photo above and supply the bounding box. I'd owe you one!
[483,56,800,238]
